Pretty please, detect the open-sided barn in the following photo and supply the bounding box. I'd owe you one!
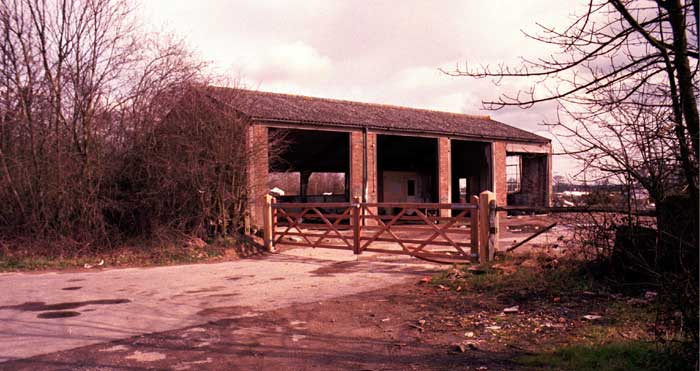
[208,88,552,229]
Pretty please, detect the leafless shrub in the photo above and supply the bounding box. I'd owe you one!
[0,1,259,252]
[115,86,251,239]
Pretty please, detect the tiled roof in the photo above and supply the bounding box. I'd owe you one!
[207,87,549,143]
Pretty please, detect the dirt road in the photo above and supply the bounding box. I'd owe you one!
[0,248,440,364]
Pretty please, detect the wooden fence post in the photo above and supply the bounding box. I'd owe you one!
[478,191,496,263]
[352,197,361,255]
[488,199,498,261]
[263,194,275,252]
[470,195,479,260]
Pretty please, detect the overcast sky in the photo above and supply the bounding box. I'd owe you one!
[143,0,588,176]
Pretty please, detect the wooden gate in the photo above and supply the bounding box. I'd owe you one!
[265,194,496,263]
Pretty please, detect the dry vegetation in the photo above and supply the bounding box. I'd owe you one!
[428,253,695,370]
[0,0,264,264]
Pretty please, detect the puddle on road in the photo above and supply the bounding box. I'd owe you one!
[207,293,239,299]
[61,286,82,291]
[0,299,131,312]
[184,286,226,294]
[37,311,81,319]
[226,275,254,281]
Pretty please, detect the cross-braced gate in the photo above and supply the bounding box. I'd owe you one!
[265,195,495,264]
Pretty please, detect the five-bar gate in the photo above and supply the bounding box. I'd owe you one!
[263,193,498,264]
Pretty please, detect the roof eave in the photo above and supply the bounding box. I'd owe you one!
[251,117,550,144]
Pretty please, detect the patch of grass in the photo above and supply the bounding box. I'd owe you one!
[0,255,93,271]
[0,236,261,272]
[517,341,694,371]
[433,255,601,301]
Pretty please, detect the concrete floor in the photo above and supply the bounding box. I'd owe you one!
[0,248,441,363]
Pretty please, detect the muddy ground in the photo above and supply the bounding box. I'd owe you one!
[1,259,654,371]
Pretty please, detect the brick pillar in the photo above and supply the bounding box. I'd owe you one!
[492,141,507,207]
[491,141,508,223]
[247,124,268,230]
[438,137,451,218]
[365,132,378,225]
[350,131,364,202]
[366,132,377,203]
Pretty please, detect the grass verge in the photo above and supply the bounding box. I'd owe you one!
[517,341,694,371]
[0,235,264,272]
[429,252,695,370]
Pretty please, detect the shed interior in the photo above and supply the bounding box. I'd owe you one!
[267,128,349,202]
[377,134,438,205]
[506,152,549,207]
[451,140,492,205]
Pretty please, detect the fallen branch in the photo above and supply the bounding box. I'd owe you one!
[507,222,558,252]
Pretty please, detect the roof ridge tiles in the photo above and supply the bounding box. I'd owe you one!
[234,88,493,121]
[205,86,550,144]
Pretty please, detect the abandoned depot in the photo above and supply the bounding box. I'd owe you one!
[215,89,552,228]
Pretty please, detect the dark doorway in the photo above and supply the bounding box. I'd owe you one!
[377,135,438,203]
[268,128,349,202]
[451,140,491,204]
[506,153,548,207]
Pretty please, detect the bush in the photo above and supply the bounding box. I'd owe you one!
[114,87,251,239]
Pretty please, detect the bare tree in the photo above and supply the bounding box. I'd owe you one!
[0,0,206,249]
[445,0,697,210]
[444,0,698,353]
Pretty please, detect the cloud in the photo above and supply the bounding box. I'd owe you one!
[142,0,586,176]
[243,41,333,83]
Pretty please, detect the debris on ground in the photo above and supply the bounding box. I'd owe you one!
[83,259,104,269]
[503,306,519,314]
